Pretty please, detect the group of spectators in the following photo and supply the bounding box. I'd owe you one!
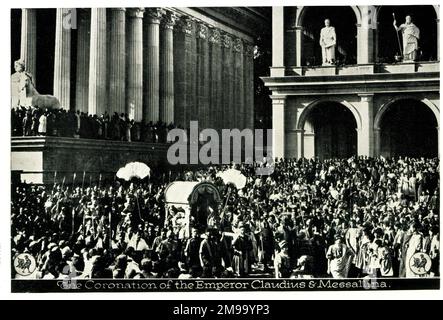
[11,106,178,143]
[11,156,439,280]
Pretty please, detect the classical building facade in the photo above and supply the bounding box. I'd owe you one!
[11,7,271,184]
[13,7,270,131]
[262,6,440,159]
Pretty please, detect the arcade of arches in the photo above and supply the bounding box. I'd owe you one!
[266,5,439,161]
[281,5,439,67]
[287,96,440,160]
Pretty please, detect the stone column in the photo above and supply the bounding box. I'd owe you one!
[244,43,254,130]
[221,33,233,129]
[54,8,72,110]
[173,16,194,129]
[196,23,210,130]
[271,96,286,159]
[374,127,381,157]
[159,11,176,124]
[357,6,376,64]
[88,8,107,115]
[437,19,440,61]
[357,94,374,157]
[295,27,303,67]
[233,38,244,129]
[108,8,126,116]
[75,10,90,113]
[296,129,304,158]
[271,6,285,76]
[143,8,164,123]
[126,8,144,121]
[20,9,37,81]
[208,27,222,131]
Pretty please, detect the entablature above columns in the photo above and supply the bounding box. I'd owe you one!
[262,72,439,96]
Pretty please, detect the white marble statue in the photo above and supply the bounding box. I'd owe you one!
[394,15,420,62]
[319,19,336,66]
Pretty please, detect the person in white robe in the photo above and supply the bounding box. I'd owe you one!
[405,223,423,278]
[327,235,354,278]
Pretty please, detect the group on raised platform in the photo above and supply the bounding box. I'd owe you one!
[11,157,439,279]
[12,106,178,143]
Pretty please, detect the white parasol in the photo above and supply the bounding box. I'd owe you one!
[116,162,151,181]
[216,168,247,189]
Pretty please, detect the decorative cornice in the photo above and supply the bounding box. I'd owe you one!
[261,72,439,96]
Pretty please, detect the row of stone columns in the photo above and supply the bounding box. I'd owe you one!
[172,15,254,131]
[19,8,255,131]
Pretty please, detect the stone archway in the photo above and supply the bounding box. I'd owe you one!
[295,6,362,28]
[374,97,439,158]
[298,99,361,159]
[294,6,361,66]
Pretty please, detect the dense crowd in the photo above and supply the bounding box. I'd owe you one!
[11,157,439,279]
[11,106,178,143]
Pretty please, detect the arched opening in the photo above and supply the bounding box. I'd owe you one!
[377,5,438,63]
[299,6,358,66]
[303,102,358,159]
[379,99,438,157]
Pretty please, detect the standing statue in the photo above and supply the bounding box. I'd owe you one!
[10,59,60,109]
[393,15,420,62]
[319,19,336,66]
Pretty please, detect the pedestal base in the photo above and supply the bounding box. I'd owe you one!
[11,137,170,184]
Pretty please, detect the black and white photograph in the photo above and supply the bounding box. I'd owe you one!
[7,2,441,294]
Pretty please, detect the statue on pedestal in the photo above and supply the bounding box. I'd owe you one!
[393,15,420,62]
[319,19,336,66]
[10,59,60,110]
[11,59,34,108]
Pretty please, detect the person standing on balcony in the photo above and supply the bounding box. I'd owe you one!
[394,15,420,62]
[319,19,336,66]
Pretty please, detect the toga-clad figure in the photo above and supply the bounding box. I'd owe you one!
[319,19,336,66]
[11,59,35,108]
[394,15,420,62]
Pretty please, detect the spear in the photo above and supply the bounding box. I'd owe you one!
[392,13,403,57]
[71,207,76,238]
[81,171,86,191]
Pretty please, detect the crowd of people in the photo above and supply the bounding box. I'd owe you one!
[11,157,439,280]
[11,106,178,143]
